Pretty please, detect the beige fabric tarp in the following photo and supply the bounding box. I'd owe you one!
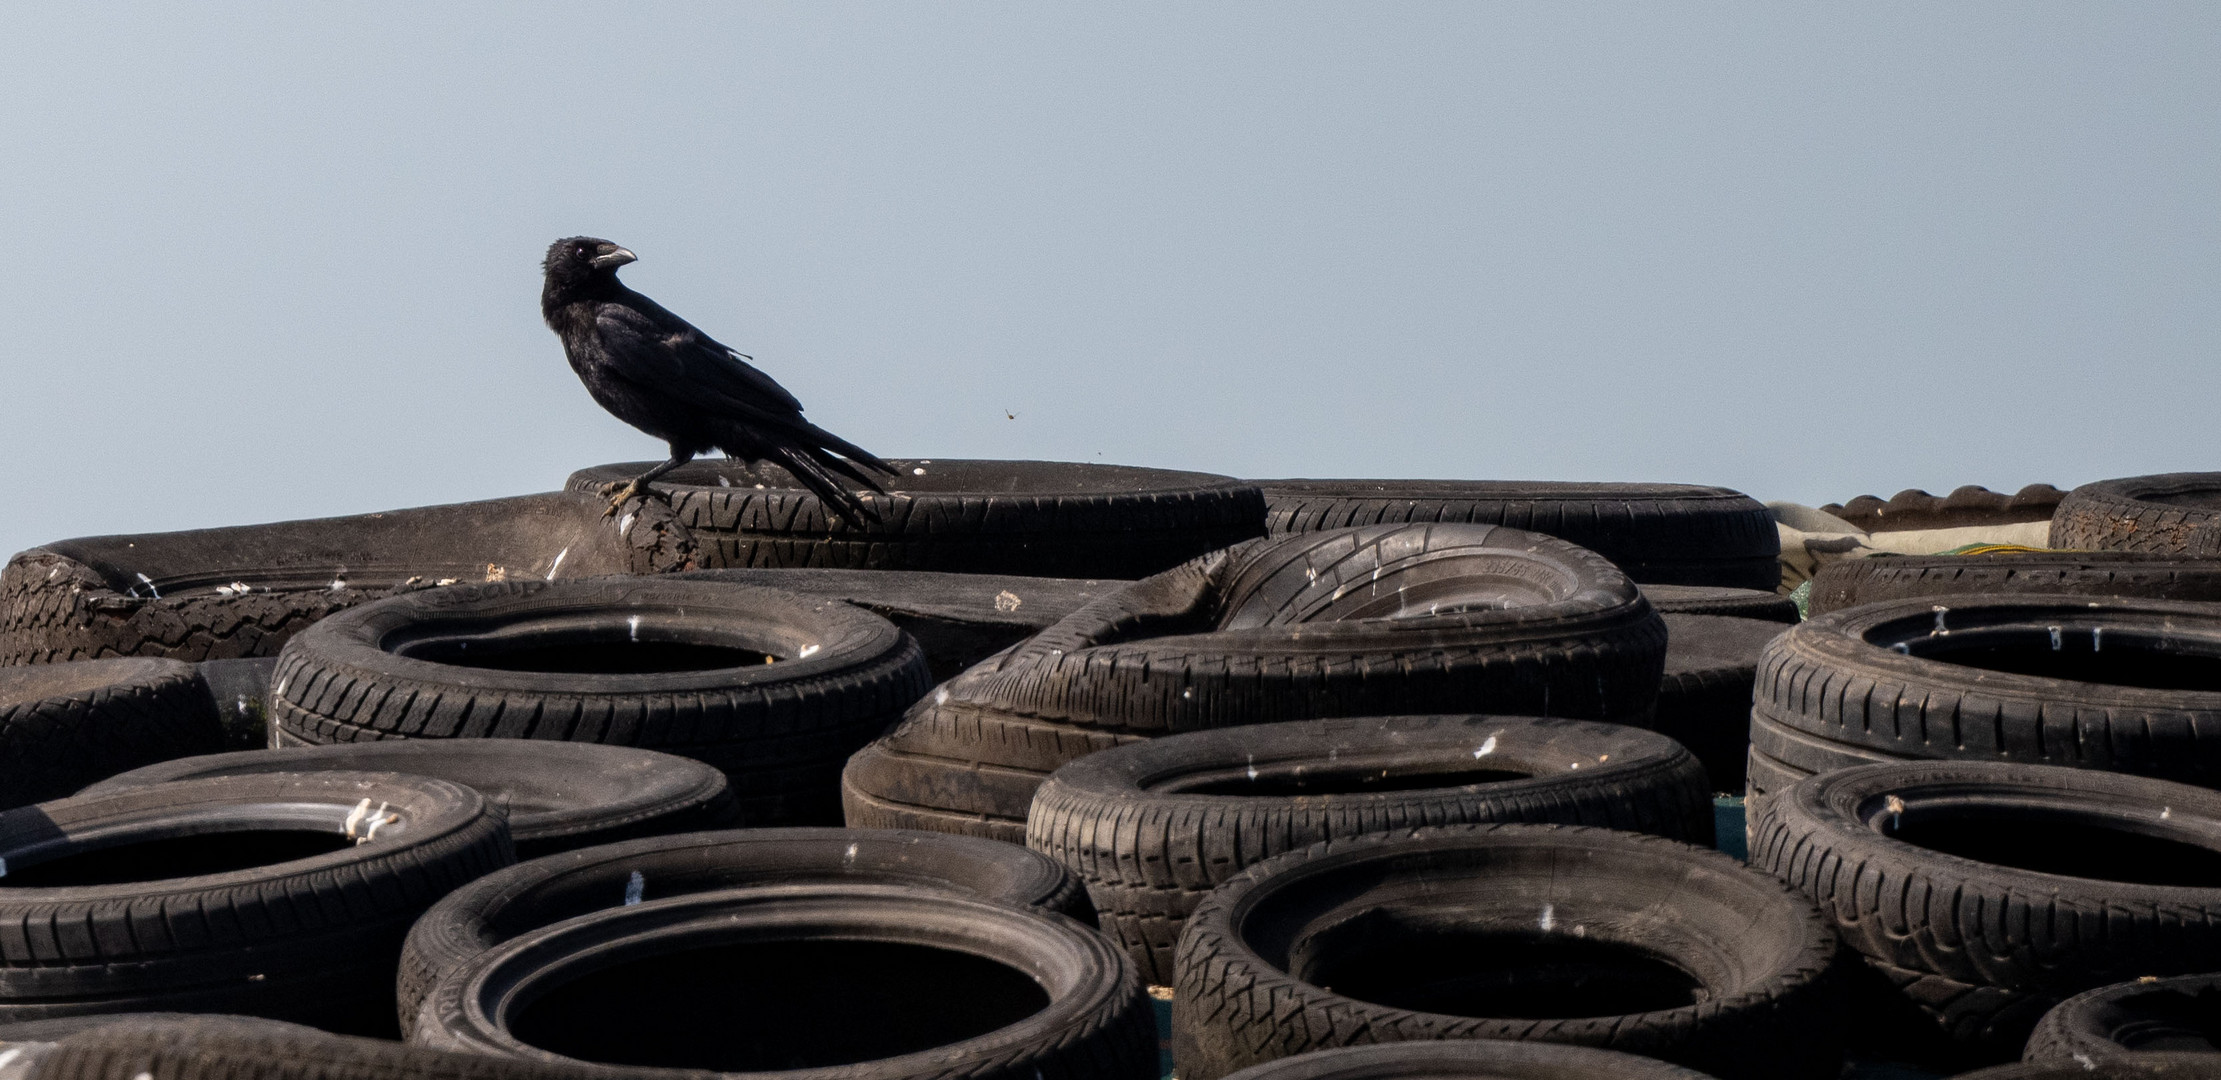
[1769,502,2054,593]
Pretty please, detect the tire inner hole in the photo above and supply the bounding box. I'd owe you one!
[0,829,355,887]
[1885,807,2221,887]
[401,637,778,674]
[1157,762,1533,797]
[2111,987,2221,1052]
[508,939,1049,1071]
[1295,909,1705,1019]
[1896,628,2221,691]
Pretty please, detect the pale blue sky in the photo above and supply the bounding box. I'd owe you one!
[3,5,2216,561]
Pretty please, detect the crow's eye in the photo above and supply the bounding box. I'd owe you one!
[574,244,591,256]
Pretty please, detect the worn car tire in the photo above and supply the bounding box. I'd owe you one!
[2050,473,2221,556]
[0,659,226,810]
[271,578,931,826]
[569,458,1266,580]
[1639,585,1797,624]
[1750,761,2221,1058]
[1027,715,1713,983]
[0,493,695,668]
[1753,595,2221,786]
[410,885,1156,1080]
[0,772,513,1034]
[1216,1041,1723,1080]
[396,826,1092,1035]
[1257,480,1779,590]
[2024,973,2221,1063]
[80,740,736,859]
[1651,615,1785,792]
[1171,824,1846,1080]
[1810,552,2221,617]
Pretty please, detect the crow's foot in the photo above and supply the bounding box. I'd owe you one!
[598,480,670,518]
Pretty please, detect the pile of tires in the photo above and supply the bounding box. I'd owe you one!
[842,522,1670,841]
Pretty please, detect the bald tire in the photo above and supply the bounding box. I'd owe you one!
[2049,473,2221,556]
[0,658,225,810]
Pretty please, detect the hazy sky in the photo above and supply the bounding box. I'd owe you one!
[4,5,2216,561]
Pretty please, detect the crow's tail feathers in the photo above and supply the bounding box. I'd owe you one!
[773,443,885,527]
[802,424,900,483]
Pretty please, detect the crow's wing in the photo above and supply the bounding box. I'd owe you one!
[594,300,808,426]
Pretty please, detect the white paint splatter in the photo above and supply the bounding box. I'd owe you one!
[628,615,642,642]
[624,871,645,906]
[844,843,859,867]
[912,467,927,476]
[1539,904,1556,931]
[2162,807,2172,820]
[1473,735,1498,759]
[936,689,949,705]
[546,547,570,580]
[1932,605,1949,633]
[1246,754,1258,782]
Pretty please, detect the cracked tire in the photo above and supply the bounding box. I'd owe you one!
[1026,715,1714,983]
[567,458,1266,580]
[1749,761,2221,1060]
[1169,824,1846,1080]
[2050,473,2221,557]
[80,740,737,860]
[396,826,1093,1036]
[0,772,514,1034]
[270,578,932,826]
[1257,480,1779,590]
[0,659,226,810]
[408,885,1157,1080]
[1752,595,2221,787]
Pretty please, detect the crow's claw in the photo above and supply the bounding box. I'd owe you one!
[598,480,668,518]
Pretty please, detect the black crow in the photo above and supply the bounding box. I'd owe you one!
[541,236,895,522]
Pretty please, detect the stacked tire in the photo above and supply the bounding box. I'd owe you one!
[843,523,1671,841]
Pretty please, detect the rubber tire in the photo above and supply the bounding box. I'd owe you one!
[1170,824,1846,1080]
[841,524,1668,839]
[0,493,696,667]
[0,659,226,810]
[80,740,737,860]
[1026,715,1714,983]
[1745,712,1903,776]
[270,578,932,826]
[1821,485,2066,534]
[1652,615,1786,792]
[1752,594,2221,787]
[2025,973,2221,1062]
[0,1013,319,1044]
[10,1016,675,1080]
[1639,585,1797,624]
[409,885,1157,1080]
[1215,1041,1724,1080]
[2051,473,2221,556]
[396,826,1093,1036]
[1749,761,2221,1059]
[1256,479,1780,590]
[681,568,1118,682]
[1810,551,2221,617]
[568,458,1267,580]
[1953,1058,2221,1079]
[0,772,514,1034]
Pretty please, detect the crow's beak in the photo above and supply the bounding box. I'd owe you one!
[592,247,637,269]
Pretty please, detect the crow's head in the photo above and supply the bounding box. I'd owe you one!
[542,236,637,291]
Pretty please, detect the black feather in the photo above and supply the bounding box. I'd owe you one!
[540,236,895,524]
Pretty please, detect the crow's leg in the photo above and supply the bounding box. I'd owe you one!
[599,450,694,517]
